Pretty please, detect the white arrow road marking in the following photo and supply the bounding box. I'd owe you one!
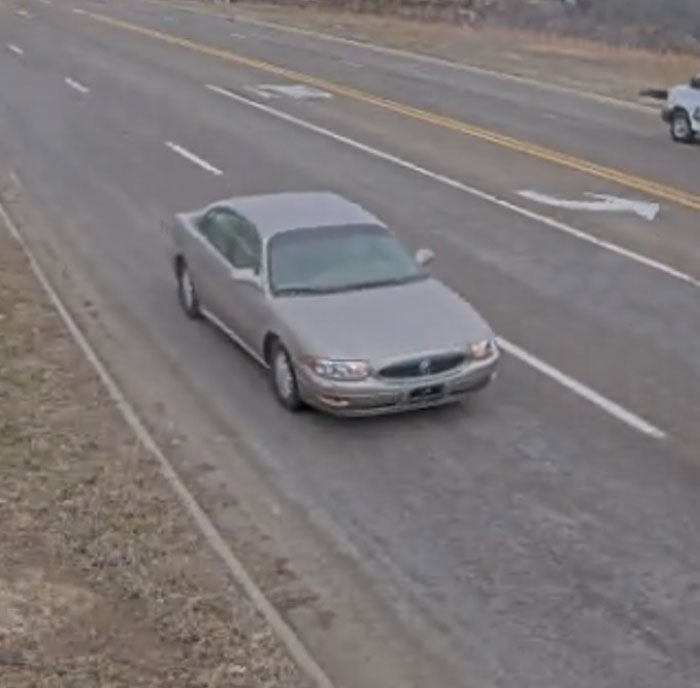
[518,190,660,221]
[15,9,33,17]
[250,84,333,101]
[7,44,24,55]
[244,86,275,100]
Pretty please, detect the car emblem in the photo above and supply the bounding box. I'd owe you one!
[419,358,432,375]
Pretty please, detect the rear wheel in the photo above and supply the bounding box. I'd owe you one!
[270,341,303,412]
[671,110,694,143]
[176,260,201,319]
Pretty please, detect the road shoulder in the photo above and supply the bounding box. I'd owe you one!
[0,198,307,687]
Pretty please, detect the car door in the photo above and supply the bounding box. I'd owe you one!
[188,207,241,323]
[214,213,269,357]
[179,208,218,311]
[690,79,700,133]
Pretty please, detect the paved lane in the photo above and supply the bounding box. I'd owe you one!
[1,4,699,688]
[63,0,700,207]
[7,0,700,447]
[37,0,700,309]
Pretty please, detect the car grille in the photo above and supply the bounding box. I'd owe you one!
[378,353,465,379]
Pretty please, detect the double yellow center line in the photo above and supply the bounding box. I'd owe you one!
[73,6,700,211]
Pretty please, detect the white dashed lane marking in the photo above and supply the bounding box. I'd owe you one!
[65,77,90,94]
[165,141,223,176]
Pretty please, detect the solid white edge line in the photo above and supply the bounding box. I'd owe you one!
[206,83,668,440]
[165,141,223,176]
[8,43,24,55]
[234,15,657,115]
[65,77,90,94]
[0,199,337,688]
[205,84,700,291]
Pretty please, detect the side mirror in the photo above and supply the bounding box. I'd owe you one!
[231,265,263,289]
[246,255,262,276]
[415,248,435,267]
[690,74,700,89]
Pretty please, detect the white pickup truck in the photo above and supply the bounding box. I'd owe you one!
[661,73,700,143]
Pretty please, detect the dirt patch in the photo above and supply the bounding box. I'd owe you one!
[0,214,308,685]
[223,1,699,104]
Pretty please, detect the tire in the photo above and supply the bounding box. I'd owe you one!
[176,260,202,319]
[670,110,694,143]
[270,341,303,412]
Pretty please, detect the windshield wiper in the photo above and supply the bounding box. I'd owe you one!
[275,275,425,296]
[274,286,331,296]
[351,274,425,291]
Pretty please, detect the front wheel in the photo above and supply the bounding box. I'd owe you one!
[671,110,694,143]
[176,261,201,319]
[270,342,303,412]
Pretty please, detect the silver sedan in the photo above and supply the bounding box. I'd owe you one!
[170,192,499,416]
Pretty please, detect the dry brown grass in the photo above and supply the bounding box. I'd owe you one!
[0,213,307,686]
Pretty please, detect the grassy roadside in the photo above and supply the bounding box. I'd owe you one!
[0,214,307,685]
[225,2,698,105]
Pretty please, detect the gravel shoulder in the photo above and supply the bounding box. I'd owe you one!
[220,1,699,106]
[0,211,307,686]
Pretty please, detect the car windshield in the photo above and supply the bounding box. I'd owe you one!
[268,224,426,296]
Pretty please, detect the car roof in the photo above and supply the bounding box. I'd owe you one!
[188,192,385,239]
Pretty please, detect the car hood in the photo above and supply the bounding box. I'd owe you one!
[671,84,700,103]
[274,278,493,361]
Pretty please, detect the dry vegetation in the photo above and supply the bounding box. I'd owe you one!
[0,216,307,686]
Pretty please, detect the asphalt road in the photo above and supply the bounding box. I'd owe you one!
[1,1,700,686]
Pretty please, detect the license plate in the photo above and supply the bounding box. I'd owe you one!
[409,384,444,401]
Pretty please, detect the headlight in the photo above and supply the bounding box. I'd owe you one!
[468,339,495,360]
[306,358,370,381]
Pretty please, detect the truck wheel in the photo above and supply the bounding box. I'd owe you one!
[671,110,694,143]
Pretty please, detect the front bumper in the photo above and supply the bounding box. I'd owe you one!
[661,107,672,123]
[297,353,499,417]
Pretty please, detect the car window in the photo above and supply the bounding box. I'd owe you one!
[228,218,262,271]
[198,208,231,255]
[199,209,262,271]
[268,224,426,296]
